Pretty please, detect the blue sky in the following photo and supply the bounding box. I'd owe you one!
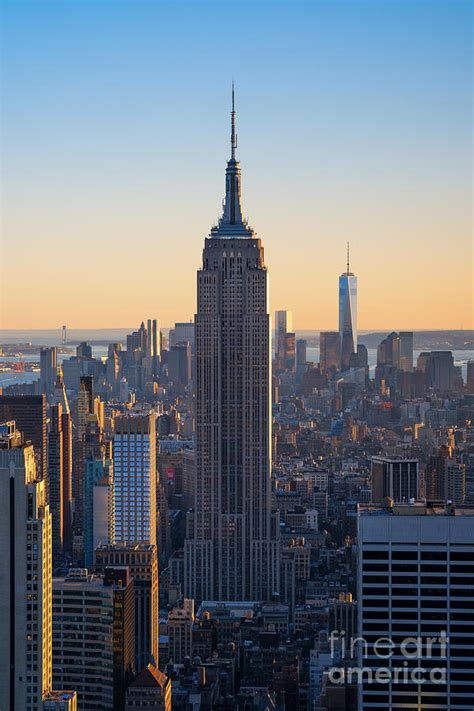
[1,0,472,329]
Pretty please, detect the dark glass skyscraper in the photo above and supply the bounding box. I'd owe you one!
[184,88,279,601]
[48,402,73,561]
[0,394,47,481]
[320,331,341,374]
[399,331,414,372]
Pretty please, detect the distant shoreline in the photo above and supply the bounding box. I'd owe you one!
[1,328,473,352]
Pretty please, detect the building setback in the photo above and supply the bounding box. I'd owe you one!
[184,88,280,601]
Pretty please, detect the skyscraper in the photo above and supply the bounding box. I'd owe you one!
[184,88,280,601]
[444,459,466,505]
[51,369,70,412]
[103,567,136,710]
[399,331,414,372]
[275,310,293,338]
[370,456,419,503]
[319,331,341,374]
[467,360,474,393]
[377,330,414,373]
[296,339,307,368]
[40,347,57,399]
[0,394,47,481]
[168,341,192,387]
[169,321,195,349]
[0,421,52,711]
[339,243,357,371]
[83,454,113,568]
[377,331,401,368]
[426,449,466,505]
[52,569,114,709]
[95,544,159,671]
[424,351,456,392]
[106,343,121,392]
[76,341,92,360]
[126,322,147,363]
[48,403,73,562]
[113,414,157,547]
[71,378,93,535]
[296,338,307,384]
[358,501,474,710]
[146,318,160,378]
[275,333,296,372]
[275,310,294,372]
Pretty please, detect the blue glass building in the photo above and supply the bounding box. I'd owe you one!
[339,245,357,371]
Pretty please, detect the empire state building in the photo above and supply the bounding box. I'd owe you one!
[184,89,280,601]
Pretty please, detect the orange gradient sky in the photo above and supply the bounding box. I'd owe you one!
[1,1,472,331]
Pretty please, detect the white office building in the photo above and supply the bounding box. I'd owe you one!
[113,414,157,546]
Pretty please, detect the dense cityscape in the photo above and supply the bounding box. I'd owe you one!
[1,84,473,711]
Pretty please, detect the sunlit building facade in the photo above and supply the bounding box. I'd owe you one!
[0,424,52,711]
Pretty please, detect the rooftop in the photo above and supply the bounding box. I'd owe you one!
[371,455,419,463]
[130,664,169,689]
[359,502,474,517]
[197,600,259,619]
[44,691,77,701]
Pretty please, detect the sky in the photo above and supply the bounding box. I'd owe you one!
[1,0,472,331]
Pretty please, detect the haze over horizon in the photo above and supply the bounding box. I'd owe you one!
[2,0,472,330]
[2,327,473,340]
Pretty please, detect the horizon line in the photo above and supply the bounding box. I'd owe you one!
[1,327,473,334]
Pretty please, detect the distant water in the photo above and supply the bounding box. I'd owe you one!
[0,346,108,388]
[0,344,472,388]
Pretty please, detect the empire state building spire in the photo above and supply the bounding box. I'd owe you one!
[210,84,254,238]
[231,80,237,160]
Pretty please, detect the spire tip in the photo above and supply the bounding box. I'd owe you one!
[231,81,237,160]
